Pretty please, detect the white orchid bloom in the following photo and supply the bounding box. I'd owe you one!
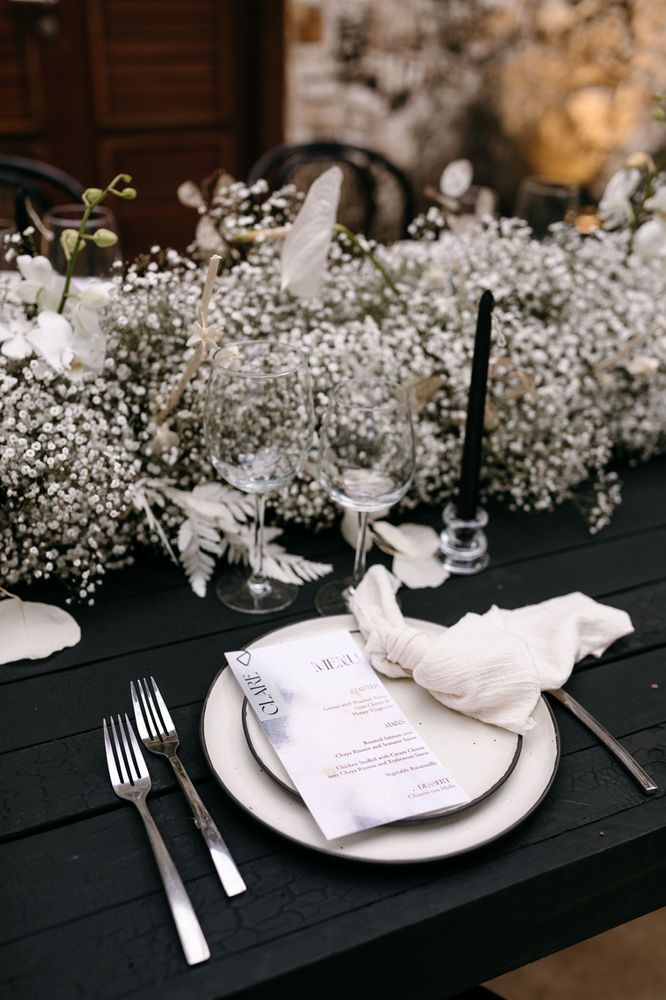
[0,316,35,359]
[29,311,74,370]
[17,254,65,312]
[439,159,473,199]
[68,283,111,372]
[280,165,343,298]
[634,217,666,261]
[644,186,666,216]
[0,311,73,369]
[598,168,640,229]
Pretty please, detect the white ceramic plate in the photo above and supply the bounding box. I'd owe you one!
[240,618,522,822]
[201,616,560,864]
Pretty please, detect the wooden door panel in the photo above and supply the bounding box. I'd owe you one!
[98,131,236,253]
[0,0,283,254]
[87,0,234,128]
[0,7,44,135]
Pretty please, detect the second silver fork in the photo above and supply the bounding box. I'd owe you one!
[131,676,246,898]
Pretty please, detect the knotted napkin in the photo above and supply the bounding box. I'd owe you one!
[349,565,633,734]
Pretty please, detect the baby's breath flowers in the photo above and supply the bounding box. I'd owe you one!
[1,184,665,597]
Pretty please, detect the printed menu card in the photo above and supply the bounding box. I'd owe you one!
[225,629,469,840]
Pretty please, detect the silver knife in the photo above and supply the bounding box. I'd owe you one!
[548,687,658,795]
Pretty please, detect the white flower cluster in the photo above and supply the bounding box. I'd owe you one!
[211,220,666,534]
[599,155,666,261]
[1,216,665,596]
[0,254,111,374]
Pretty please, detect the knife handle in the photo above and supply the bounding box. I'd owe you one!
[549,688,658,795]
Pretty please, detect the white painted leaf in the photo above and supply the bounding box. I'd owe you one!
[177,180,205,209]
[439,159,473,199]
[280,166,343,298]
[392,554,450,589]
[0,596,81,663]
[372,521,441,558]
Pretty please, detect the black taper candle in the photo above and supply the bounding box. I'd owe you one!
[456,289,495,521]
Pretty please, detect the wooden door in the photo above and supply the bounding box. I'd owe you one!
[0,0,283,256]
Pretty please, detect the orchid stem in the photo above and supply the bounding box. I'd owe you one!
[57,209,92,314]
[56,173,126,315]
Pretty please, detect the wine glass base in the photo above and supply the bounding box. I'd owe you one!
[215,570,298,615]
[314,577,355,616]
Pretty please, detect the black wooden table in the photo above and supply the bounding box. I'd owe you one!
[2,459,666,1000]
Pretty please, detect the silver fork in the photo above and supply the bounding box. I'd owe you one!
[131,677,247,898]
[103,714,210,965]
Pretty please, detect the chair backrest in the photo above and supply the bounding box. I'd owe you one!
[0,155,85,232]
[248,141,414,242]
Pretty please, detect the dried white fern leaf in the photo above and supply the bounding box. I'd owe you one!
[261,544,333,585]
[225,530,332,585]
[178,515,224,598]
[198,482,254,521]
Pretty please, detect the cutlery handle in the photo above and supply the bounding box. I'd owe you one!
[170,754,247,897]
[135,799,211,965]
[549,688,658,795]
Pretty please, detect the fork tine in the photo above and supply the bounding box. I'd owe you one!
[117,713,137,784]
[125,714,150,780]
[150,676,175,734]
[137,677,159,739]
[109,715,128,784]
[130,680,150,741]
[103,718,122,786]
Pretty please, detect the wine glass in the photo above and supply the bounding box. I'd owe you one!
[514,177,580,239]
[204,340,314,614]
[42,204,121,277]
[314,377,415,615]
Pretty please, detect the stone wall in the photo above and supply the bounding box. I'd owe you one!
[285,0,666,211]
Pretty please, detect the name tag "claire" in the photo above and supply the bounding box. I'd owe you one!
[227,653,288,718]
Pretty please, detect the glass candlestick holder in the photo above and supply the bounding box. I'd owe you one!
[440,504,489,575]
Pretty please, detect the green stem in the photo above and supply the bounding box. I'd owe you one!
[333,223,400,296]
[57,216,91,314]
[56,174,126,314]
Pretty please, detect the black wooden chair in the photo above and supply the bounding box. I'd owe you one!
[0,155,85,250]
[248,140,414,242]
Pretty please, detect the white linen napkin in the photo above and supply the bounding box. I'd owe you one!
[349,565,633,734]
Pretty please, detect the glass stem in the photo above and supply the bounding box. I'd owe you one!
[248,494,270,596]
[352,511,369,588]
